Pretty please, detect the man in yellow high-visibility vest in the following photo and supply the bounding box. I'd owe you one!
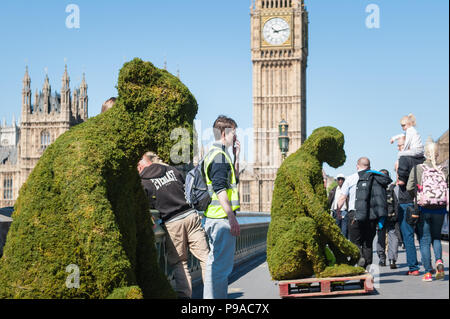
[203,115,241,299]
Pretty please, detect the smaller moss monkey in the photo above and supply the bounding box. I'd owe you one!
[267,127,364,280]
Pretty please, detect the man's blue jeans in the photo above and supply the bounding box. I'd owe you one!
[332,210,348,238]
[417,211,445,273]
[203,218,236,299]
[398,203,419,272]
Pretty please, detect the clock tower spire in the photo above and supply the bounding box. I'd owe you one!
[240,0,308,212]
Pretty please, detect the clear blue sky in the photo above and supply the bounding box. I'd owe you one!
[0,0,448,179]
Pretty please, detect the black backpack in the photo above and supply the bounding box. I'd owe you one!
[386,184,398,222]
[355,171,373,221]
[184,160,211,211]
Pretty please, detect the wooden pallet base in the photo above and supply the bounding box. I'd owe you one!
[279,273,374,298]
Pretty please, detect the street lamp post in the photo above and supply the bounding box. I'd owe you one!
[254,172,262,213]
[278,119,290,161]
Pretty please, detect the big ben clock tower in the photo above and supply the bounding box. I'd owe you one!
[240,0,308,212]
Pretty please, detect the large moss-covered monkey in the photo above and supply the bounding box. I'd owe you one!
[0,58,197,298]
[267,126,364,280]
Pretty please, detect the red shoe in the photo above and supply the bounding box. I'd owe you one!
[407,270,420,276]
[422,272,433,282]
[435,260,445,280]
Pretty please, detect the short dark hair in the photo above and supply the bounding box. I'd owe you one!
[101,97,117,113]
[213,115,237,140]
[380,169,390,177]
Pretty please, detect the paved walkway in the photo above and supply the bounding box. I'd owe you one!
[193,237,449,299]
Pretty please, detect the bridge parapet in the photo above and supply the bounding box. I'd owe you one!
[152,211,270,287]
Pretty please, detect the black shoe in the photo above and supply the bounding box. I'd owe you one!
[379,260,386,267]
[389,260,397,269]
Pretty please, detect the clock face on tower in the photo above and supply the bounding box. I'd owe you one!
[262,17,291,46]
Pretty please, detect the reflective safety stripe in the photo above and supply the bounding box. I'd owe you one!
[210,200,241,206]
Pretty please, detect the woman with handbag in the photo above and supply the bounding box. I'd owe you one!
[407,141,448,282]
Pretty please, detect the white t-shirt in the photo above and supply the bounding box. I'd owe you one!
[340,172,360,212]
[332,185,347,211]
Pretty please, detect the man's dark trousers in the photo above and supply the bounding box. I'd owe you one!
[347,210,377,267]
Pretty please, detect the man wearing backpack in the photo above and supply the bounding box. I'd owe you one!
[336,157,392,269]
[203,115,241,299]
[407,141,448,282]
[139,152,209,299]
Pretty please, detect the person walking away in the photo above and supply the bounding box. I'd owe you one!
[328,174,349,238]
[407,141,448,282]
[139,152,210,299]
[336,157,392,269]
[376,169,400,269]
[203,115,241,299]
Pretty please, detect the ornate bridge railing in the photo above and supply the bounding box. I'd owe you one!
[152,211,271,287]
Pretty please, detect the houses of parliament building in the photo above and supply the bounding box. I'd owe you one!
[0,66,88,208]
[1,0,309,211]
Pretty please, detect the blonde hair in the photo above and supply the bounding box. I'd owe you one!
[400,113,417,127]
[424,139,439,170]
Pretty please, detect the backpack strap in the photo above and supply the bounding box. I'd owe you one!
[413,165,419,210]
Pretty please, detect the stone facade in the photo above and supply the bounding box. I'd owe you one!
[0,66,88,208]
[436,130,449,166]
[239,0,308,212]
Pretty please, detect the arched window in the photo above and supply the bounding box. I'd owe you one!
[41,131,51,150]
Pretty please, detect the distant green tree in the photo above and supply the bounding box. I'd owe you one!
[267,127,364,280]
[0,58,198,298]
[327,181,338,196]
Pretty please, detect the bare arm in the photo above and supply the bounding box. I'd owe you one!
[336,194,348,213]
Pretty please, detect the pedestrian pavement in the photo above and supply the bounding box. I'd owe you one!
[193,236,449,299]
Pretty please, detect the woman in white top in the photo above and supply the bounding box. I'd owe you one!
[390,113,424,159]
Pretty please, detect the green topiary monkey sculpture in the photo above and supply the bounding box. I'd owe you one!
[0,58,198,298]
[267,126,364,280]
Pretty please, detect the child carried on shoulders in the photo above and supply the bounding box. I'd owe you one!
[390,113,424,159]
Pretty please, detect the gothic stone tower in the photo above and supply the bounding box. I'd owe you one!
[239,0,308,212]
[18,65,88,187]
